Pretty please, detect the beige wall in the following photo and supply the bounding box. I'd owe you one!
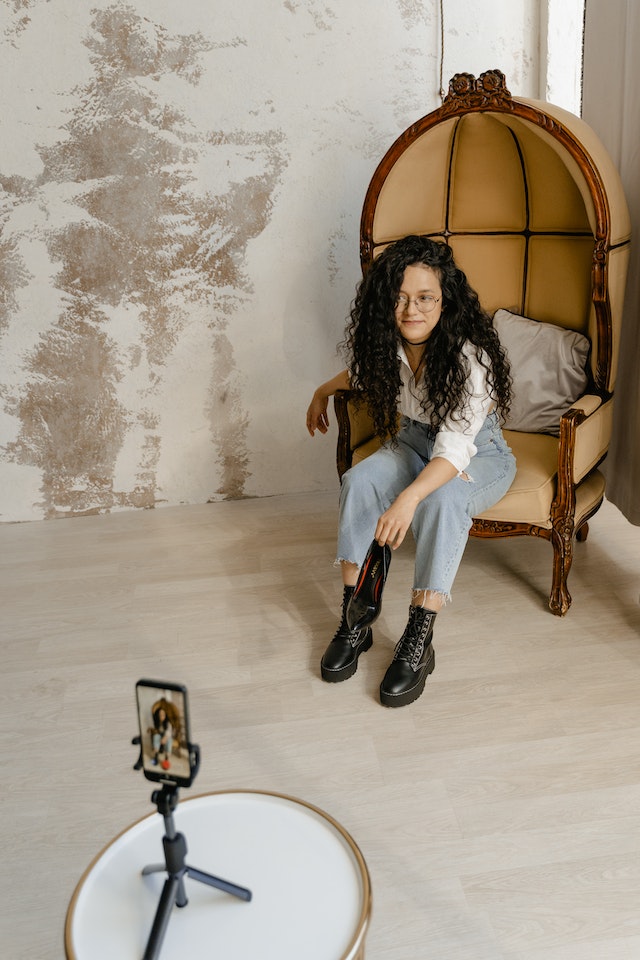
[0,0,540,521]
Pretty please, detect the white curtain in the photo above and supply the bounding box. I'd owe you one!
[582,0,640,524]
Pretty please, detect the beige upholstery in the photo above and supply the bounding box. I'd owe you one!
[335,71,631,615]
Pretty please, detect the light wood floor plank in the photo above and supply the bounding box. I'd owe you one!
[2,491,640,959]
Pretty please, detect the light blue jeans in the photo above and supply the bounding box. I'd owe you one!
[152,732,173,755]
[337,413,516,602]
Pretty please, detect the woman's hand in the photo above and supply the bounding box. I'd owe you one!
[306,370,351,436]
[375,458,459,548]
[375,490,420,550]
[306,390,330,436]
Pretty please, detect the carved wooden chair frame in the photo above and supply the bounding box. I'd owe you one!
[334,71,630,616]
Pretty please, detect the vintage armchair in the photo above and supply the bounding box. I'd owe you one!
[334,71,631,615]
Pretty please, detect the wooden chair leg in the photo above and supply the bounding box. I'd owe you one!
[549,525,574,616]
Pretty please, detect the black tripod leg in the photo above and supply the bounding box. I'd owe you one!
[142,874,180,960]
[175,876,188,908]
[186,865,252,902]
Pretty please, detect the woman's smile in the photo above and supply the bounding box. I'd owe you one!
[394,263,443,344]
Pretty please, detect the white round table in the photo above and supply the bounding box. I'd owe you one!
[65,790,371,960]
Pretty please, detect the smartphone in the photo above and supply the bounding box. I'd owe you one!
[135,679,194,787]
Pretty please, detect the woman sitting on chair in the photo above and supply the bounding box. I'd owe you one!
[151,706,173,770]
[306,235,516,708]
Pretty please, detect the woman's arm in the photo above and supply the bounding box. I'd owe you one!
[306,369,351,436]
[375,457,458,549]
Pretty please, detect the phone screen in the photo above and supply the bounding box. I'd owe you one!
[136,679,193,786]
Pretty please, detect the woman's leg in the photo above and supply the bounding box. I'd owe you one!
[337,440,424,566]
[324,427,425,681]
[411,413,516,602]
[381,414,516,707]
[379,478,472,707]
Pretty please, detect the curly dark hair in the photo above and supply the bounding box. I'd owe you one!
[341,235,512,441]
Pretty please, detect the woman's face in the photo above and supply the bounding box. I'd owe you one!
[394,264,443,344]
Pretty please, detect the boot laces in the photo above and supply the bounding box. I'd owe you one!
[333,623,365,648]
[394,608,434,668]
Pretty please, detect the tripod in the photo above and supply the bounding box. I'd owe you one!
[141,782,252,960]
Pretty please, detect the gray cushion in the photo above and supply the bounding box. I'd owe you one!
[493,308,590,435]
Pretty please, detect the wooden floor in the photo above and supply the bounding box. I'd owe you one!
[3,490,640,960]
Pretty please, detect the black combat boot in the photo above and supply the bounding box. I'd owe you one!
[379,605,436,707]
[321,585,373,682]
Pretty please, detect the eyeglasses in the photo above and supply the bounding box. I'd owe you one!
[394,294,441,314]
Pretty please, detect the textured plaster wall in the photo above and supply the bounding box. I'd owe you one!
[0,0,539,521]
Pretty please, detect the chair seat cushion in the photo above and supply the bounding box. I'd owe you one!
[493,309,590,436]
[474,429,605,529]
[475,430,558,526]
[352,437,383,466]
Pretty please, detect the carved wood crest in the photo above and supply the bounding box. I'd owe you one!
[442,69,512,113]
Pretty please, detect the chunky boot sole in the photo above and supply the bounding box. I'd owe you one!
[321,629,373,683]
[380,646,435,707]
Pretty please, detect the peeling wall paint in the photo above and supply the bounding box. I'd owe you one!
[0,0,539,521]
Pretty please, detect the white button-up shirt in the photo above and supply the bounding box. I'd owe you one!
[398,342,495,473]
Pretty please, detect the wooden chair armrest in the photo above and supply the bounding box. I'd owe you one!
[570,396,614,483]
[334,390,354,479]
[553,395,611,526]
[334,390,378,479]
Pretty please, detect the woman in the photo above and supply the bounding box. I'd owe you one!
[151,706,173,770]
[306,236,516,708]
